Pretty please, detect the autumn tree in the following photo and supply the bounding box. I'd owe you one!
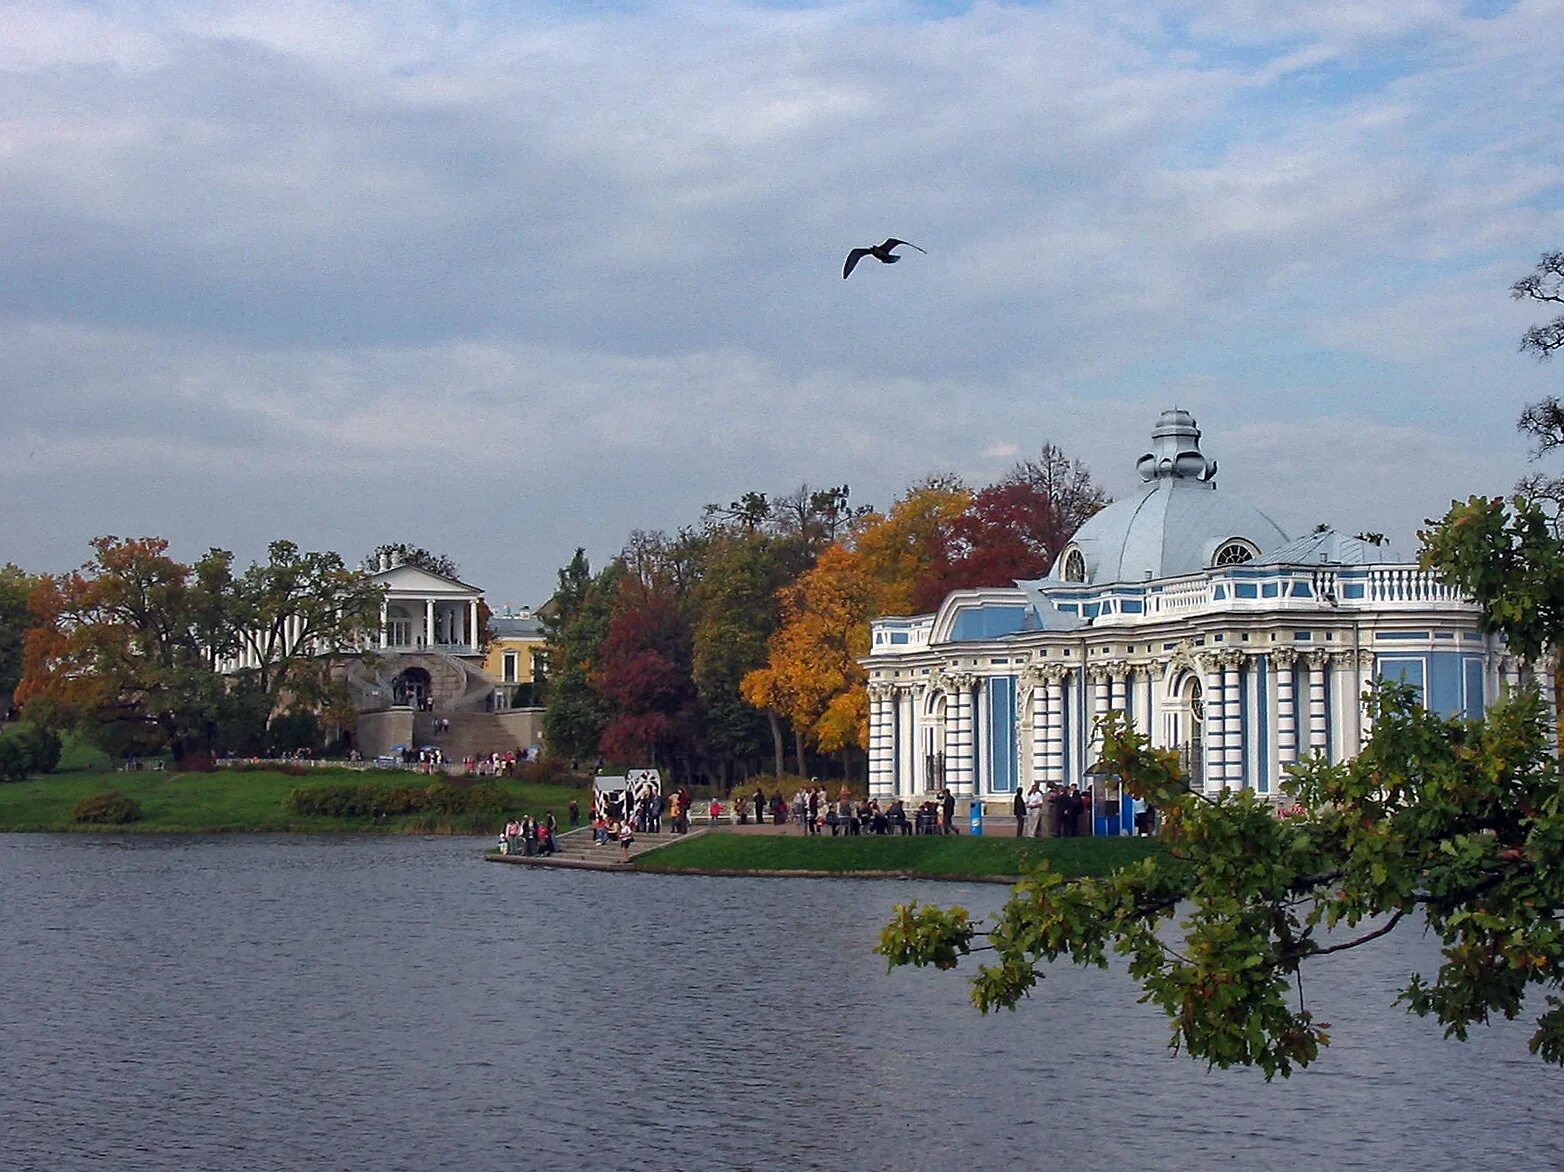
[911,448,1110,613]
[19,537,381,760]
[744,481,971,765]
[588,530,704,771]
[19,538,238,759]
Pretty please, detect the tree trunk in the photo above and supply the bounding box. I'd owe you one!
[793,727,807,780]
[1554,656,1564,755]
[767,708,784,777]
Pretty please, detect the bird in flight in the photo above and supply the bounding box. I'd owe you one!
[843,238,927,279]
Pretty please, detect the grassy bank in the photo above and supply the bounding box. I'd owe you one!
[0,765,589,834]
[635,831,1165,880]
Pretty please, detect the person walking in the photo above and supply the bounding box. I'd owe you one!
[940,787,956,836]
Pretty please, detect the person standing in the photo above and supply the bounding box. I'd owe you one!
[567,798,580,828]
[940,787,956,836]
[1024,782,1046,838]
[1012,788,1027,837]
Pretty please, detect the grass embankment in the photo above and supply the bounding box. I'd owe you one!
[0,763,588,834]
[635,832,1165,881]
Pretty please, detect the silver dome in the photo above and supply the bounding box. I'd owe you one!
[1051,409,1289,584]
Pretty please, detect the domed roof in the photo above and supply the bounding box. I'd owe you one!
[1050,409,1289,585]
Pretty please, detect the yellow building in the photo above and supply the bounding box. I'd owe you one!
[483,609,547,710]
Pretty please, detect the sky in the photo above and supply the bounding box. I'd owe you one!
[3,0,1562,608]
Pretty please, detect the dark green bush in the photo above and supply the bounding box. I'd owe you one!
[0,724,63,780]
[286,780,504,820]
[73,791,142,824]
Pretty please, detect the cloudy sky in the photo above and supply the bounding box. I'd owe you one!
[4,0,1562,606]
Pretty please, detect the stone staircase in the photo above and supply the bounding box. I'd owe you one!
[491,826,704,869]
[415,712,528,760]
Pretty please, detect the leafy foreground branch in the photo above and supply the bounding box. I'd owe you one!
[878,687,1564,1078]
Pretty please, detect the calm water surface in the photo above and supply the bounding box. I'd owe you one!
[1,834,1557,1171]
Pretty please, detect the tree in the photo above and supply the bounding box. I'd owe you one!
[365,543,460,579]
[226,540,385,709]
[1514,250,1564,360]
[880,500,1564,1074]
[692,531,792,780]
[18,536,381,760]
[1508,254,1564,514]
[541,551,623,764]
[0,563,40,711]
[18,537,234,760]
[881,685,1564,1075]
[911,448,1110,613]
[744,482,971,761]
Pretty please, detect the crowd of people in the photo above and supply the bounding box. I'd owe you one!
[1015,780,1090,838]
[728,782,962,836]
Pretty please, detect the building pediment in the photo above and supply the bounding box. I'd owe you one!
[372,563,483,600]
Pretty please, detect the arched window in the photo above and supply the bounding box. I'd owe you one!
[1212,540,1257,567]
[1061,547,1087,582]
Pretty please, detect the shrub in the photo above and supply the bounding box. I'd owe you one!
[73,791,142,824]
[0,724,63,780]
[285,780,505,820]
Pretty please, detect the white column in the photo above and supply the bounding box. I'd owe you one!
[1043,668,1066,785]
[468,600,480,650]
[1110,664,1128,721]
[950,674,977,797]
[425,599,435,647]
[1272,648,1299,772]
[1221,651,1244,789]
[379,598,388,649]
[1200,655,1224,790]
[1306,650,1330,759]
[1089,666,1111,765]
[868,682,894,799]
[1357,650,1376,747]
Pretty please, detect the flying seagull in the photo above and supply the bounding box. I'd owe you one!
[842,238,927,279]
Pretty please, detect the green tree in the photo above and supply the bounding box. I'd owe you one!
[365,543,461,579]
[0,563,40,710]
[880,495,1564,1074]
[541,550,623,764]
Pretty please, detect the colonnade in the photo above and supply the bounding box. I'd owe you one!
[868,646,1380,799]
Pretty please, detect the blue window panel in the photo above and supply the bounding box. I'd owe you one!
[951,605,1028,641]
[1375,631,1430,642]
[1378,657,1426,702]
[1236,583,1258,598]
[1435,632,1454,640]
[1084,603,1101,618]
[889,632,909,644]
[1292,581,1313,598]
[1121,599,1143,613]
[1426,653,1465,717]
[1213,586,1227,599]
[985,676,1018,793]
[1262,583,1280,597]
[1343,583,1365,599]
[1462,632,1482,642]
[1463,657,1485,720]
[1294,631,1312,641]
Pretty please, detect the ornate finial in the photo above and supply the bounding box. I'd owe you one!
[1135,408,1218,484]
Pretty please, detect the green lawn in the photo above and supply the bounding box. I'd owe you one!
[635,831,1166,880]
[0,764,590,834]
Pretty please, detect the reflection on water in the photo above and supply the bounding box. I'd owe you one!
[1,834,1557,1172]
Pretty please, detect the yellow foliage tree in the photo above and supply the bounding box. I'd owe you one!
[743,482,970,754]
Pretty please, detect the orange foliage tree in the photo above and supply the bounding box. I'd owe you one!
[743,482,970,758]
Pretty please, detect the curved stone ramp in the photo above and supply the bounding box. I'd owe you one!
[486,825,707,871]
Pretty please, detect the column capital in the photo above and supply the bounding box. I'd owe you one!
[1214,648,1248,670]
[1305,648,1332,671]
[1355,649,1377,671]
[867,680,896,701]
[1270,646,1300,668]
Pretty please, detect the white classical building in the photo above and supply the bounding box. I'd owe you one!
[863,409,1526,827]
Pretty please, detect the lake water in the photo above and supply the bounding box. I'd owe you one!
[1,834,1558,1171]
